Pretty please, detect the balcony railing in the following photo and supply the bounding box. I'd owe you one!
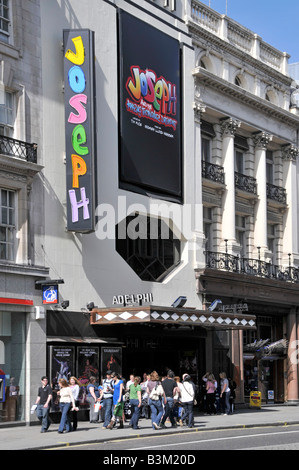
[190,0,289,75]
[202,160,225,184]
[235,172,257,195]
[267,183,287,205]
[0,135,37,163]
[205,251,299,283]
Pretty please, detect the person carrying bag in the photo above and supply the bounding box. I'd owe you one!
[147,371,166,430]
[178,374,195,428]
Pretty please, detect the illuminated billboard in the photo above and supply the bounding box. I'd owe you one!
[118,11,182,202]
[63,29,97,232]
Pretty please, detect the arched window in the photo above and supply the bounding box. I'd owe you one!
[235,75,243,87]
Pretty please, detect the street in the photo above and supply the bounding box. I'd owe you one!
[45,424,299,451]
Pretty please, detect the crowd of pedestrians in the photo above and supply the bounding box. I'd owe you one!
[34,368,236,434]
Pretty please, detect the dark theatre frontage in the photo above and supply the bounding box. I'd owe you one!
[46,303,256,407]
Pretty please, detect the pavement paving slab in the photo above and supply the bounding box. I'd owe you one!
[1,405,299,450]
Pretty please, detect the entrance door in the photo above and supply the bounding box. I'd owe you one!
[122,334,205,385]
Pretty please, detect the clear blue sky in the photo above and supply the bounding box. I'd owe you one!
[200,0,299,63]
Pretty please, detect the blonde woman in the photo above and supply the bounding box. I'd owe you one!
[219,372,231,415]
[69,376,80,430]
[57,378,77,433]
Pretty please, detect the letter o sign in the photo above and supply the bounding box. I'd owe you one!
[68,65,86,93]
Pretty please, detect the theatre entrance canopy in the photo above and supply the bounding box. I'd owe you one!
[90,305,256,330]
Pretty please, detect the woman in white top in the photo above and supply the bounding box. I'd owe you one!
[69,376,80,430]
[178,374,195,428]
[219,372,231,415]
[57,378,76,433]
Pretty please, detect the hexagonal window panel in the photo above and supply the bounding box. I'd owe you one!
[116,213,181,282]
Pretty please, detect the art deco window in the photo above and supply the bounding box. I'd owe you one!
[116,214,181,282]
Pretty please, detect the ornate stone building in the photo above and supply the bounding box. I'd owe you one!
[187,0,299,403]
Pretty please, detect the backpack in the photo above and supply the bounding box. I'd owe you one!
[149,383,164,400]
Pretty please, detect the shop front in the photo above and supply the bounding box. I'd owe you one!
[243,338,287,403]
[0,311,27,423]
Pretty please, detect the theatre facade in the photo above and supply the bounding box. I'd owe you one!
[39,0,299,415]
[3,0,299,426]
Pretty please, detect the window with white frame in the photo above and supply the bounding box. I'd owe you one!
[266,150,274,184]
[203,206,213,251]
[201,137,211,162]
[0,188,15,261]
[235,149,244,174]
[235,215,246,257]
[267,223,277,263]
[0,91,14,136]
[0,0,10,44]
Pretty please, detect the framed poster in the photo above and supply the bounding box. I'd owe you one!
[77,346,99,385]
[118,11,182,202]
[49,346,75,390]
[101,347,122,376]
[49,346,75,411]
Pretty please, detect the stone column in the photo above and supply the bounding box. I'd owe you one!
[253,132,272,257]
[282,144,299,264]
[221,118,241,251]
[193,101,206,268]
[287,309,299,403]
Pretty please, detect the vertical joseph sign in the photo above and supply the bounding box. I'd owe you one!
[63,29,96,233]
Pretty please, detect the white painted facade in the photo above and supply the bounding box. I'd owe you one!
[40,0,201,312]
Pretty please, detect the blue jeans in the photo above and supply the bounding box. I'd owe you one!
[221,391,231,414]
[103,397,113,427]
[58,402,72,432]
[36,404,50,431]
[161,397,176,426]
[149,398,163,429]
[130,399,141,429]
[181,401,194,427]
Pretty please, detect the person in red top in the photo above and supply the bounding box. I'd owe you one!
[205,374,216,415]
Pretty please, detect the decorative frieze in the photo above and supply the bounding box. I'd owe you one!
[90,306,256,330]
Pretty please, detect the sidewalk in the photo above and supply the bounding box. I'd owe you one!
[1,405,299,450]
